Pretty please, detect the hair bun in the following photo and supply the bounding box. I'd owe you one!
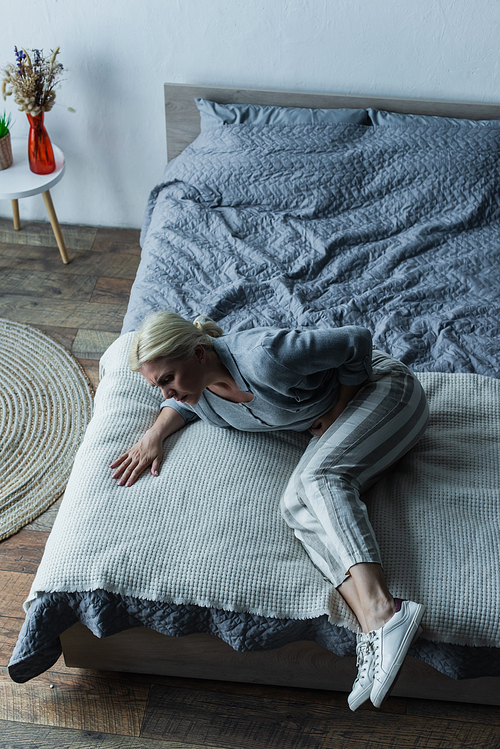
[193,316,212,331]
[193,316,224,338]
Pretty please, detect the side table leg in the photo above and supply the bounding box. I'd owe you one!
[42,189,70,264]
[11,199,21,230]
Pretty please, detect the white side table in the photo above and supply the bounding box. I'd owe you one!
[0,137,69,264]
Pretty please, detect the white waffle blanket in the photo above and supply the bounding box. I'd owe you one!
[27,333,500,647]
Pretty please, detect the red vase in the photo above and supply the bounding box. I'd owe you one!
[27,112,56,175]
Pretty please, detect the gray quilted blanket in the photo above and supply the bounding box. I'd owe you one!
[122,122,500,377]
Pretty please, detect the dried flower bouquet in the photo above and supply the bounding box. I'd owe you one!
[2,47,63,116]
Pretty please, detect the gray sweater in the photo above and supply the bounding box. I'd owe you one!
[160,326,373,432]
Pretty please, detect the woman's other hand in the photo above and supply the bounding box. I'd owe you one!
[310,380,368,437]
[310,402,346,437]
[110,428,164,487]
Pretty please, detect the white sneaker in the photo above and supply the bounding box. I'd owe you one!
[370,599,425,708]
[348,631,376,711]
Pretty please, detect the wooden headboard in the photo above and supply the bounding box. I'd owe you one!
[164,83,500,161]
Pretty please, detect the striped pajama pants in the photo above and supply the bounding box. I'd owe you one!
[280,349,429,588]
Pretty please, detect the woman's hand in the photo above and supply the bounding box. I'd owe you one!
[310,380,369,437]
[310,401,347,437]
[110,428,164,487]
[110,407,186,488]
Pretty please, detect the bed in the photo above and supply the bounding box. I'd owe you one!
[8,84,500,705]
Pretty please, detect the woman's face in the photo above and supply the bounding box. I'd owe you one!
[140,346,207,405]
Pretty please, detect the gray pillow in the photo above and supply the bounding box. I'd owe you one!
[368,108,500,127]
[196,98,370,131]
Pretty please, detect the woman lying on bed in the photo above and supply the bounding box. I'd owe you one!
[110,311,429,711]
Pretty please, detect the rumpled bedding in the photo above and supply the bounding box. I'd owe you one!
[10,120,500,683]
[123,122,499,375]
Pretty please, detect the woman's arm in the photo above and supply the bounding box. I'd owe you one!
[260,327,373,391]
[310,380,368,437]
[110,407,186,487]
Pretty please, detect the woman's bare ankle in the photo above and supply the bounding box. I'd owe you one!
[363,597,396,633]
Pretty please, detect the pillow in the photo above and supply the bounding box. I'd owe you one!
[368,108,500,127]
[196,98,370,131]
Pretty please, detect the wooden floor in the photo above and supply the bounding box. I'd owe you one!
[1,218,500,748]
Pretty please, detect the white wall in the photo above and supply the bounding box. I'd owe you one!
[1,0,499,229]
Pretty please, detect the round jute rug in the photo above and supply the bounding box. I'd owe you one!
[0,319,94,541]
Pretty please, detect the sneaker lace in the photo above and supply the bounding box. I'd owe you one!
[372,632,381,671]
[355,633,376,679]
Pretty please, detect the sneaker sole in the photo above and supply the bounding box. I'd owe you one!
[348,683,373,712]
[371,607,425,708]
[372,625,424,708]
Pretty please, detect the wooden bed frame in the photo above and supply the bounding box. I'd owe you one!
[61,84,500,706]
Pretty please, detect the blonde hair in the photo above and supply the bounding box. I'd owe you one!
[129,311,224,371]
